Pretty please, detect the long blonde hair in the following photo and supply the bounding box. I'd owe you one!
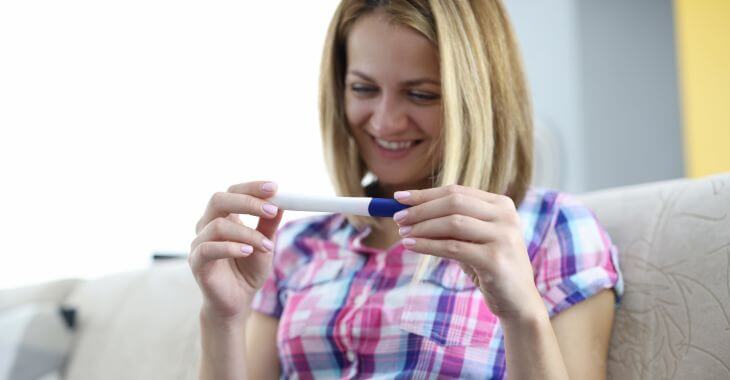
[319,0,533,278]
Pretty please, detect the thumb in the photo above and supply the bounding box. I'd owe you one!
[256,209,284,240]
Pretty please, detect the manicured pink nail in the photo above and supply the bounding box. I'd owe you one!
[261,182,277,192]
[241,244,254,255]
[394,191,411,201]
[393,210,408,222]
[262,238,274,251]
[262,203,278,215]
[402,238,416,246]
[398,226,412,236]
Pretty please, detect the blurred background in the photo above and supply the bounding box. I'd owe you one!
[0,0,728,290]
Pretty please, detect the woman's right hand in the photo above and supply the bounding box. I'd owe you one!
[189,181,284,322]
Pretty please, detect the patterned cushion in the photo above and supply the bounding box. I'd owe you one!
[580,172,730,379]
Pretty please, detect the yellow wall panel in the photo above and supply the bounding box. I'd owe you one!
[674,0,730,177]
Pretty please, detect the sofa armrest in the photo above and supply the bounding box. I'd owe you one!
[0,278,81,311]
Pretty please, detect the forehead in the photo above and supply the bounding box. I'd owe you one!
[346,11,439,81]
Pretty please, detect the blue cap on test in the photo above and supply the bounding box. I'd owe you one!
[367,198,410,217]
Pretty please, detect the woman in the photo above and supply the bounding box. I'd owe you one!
[189,1,623,379]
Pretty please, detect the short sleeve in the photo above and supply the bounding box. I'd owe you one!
[250,220,309,319]
[532,193,624,317]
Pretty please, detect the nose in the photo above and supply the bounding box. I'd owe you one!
[370,93,408,134]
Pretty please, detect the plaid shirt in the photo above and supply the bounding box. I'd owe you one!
[252,188,623,379]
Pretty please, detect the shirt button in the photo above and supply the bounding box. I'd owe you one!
[347,351,356,362]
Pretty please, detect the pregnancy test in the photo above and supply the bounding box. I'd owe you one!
[268,193,409,217]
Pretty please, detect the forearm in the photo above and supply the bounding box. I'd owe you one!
[199,305,252,380]
[501,307,569,380]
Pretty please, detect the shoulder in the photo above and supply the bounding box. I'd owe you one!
[518,187,593,221]
[518,188,611,258]
[521,190,623,315]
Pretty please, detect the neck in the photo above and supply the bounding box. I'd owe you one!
[368,178,434,199]
[360,179,433,250]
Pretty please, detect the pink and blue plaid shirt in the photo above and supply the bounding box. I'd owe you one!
[252,188,623,379]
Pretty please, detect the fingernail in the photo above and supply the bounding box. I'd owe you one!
[261,182,277,192]
[241,244,254,255]
[402,238,416,246]
[398,226,412,236]
[394,191,411,201]
[262,238,274,251]
[262,203,278,215]
[393,210,408,222]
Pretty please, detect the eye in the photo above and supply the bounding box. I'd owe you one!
[408,90,440,102]
[349,83,378,96]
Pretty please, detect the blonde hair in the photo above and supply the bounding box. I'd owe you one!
[319,0,533,278]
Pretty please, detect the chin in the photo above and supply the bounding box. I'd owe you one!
[368,168,426,189]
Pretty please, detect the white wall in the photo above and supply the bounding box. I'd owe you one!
[0,0,684,289]
[0,0,340,289]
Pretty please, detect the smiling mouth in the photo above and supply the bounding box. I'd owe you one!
[370,134,424,151]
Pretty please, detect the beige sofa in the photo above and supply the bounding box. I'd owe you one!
[2,173,729,379]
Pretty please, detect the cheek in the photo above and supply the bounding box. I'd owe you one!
[411,106,442,137]
[345,96,371,127]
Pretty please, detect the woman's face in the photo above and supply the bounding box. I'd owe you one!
[345,11,442,191]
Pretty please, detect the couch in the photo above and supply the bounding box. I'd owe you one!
[2,173,729,379]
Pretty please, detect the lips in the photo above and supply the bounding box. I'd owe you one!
[369,134,424,159]
[375,137,416,150]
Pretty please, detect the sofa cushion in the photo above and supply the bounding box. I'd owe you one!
[0,279,80,312]
[580,173,730,379]
[0,303,75,380]
[62,261,203,380]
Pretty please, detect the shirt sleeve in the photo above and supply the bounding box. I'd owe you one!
[533,193,624,317]
[250,220,306,319]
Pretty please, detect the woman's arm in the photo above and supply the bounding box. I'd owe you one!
[550,290,615,379]
[501,290,614,380]
[245,312,281,379]
[199,307,280,380]
[199,306,249,380]
[391,185,618,379]
[190,181,285,380]
[500,300,569,380]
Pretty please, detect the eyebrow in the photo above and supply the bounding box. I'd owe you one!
[348,70,441,86]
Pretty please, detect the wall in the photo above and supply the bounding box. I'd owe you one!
[579,0,684,190]
[505,0,685,192]
[675,0,730,177]
[503,0,585,191]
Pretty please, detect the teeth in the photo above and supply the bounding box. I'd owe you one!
[375,138,415,150]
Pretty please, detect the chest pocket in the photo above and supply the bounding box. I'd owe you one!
[279,257,349,340]
[399,259,498,347]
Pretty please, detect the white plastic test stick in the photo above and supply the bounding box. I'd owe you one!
[268,192,409,217]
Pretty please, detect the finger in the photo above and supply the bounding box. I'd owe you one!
[193,217,273,253]
[394,184,503,206]
[227,181,278,198]
[257,208,284,240]
[226,214,243,225]
[401,237,485,267]
[393,193,498,225]
[399,215,495,243]
[196,182,279,233]
[189,241,254,273]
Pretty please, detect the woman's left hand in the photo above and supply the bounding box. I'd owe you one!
[393,184,546,323]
